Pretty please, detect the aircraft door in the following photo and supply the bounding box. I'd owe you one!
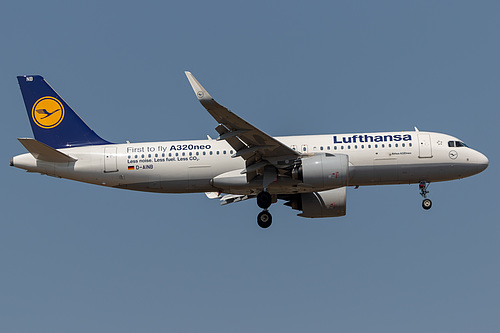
[418,134,433,158]
[104,147,118,172]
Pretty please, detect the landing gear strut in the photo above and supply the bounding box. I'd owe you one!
[257,191,273,228]
[419,181,432,210]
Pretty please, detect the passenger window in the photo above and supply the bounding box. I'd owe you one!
[230,150,233,154]
[141,154,144,158]
[320,146,323,151]
[348,145,351,149]
[375,144,378,148]
[189,152,192,156]
[382,144,385,148]
[368,144,371,149]
[176,153,179,157]
[402,143,405,147]
[182,152,185,156]
[354,145,358,149]
[217,151,220,155]
[334,146,337,150]
[327,146,330,150]
[388,144,391,148]
[210,151,213,155]
[202,152,206,155]
[395,144,398,148]
[361,145,364,149]
[169,153,172,157]
[409,143,412,147]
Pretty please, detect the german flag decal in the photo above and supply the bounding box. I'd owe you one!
[128,166,134,170]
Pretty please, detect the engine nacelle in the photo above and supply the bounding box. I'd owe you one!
[286,187,347,218]
[212,169,248,189]
[293,153,349,190]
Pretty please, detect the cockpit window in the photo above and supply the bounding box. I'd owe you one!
[449,140,468,148]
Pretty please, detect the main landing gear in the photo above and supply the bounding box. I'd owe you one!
[419,181,432,210]
[257,191,273,228]
[257,210,272,228]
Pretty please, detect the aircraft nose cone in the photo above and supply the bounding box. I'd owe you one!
[475,151,489,173]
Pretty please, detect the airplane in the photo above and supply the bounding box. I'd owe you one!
[11,73,489,228]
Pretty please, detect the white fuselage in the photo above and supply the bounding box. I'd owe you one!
[11,130,489,195]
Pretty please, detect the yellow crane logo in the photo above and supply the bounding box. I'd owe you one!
[32,96,65,129]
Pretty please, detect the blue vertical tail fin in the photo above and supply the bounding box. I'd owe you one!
[17,75,110,148]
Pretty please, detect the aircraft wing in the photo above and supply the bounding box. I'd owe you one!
[185,71,300,172]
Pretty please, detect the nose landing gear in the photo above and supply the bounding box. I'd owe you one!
[419,181,432,210]
[257,191,273,228]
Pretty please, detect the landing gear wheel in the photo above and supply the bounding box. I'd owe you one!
[257,191,272,209]
[422,198,432,210]
[257,210,272,228]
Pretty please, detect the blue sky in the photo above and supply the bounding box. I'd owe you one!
[2,1,499,332]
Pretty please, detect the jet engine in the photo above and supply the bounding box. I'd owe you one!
[285,187,347,218]
[292,153,349,190]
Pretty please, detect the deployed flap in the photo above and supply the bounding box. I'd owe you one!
[205,192,221,199]
[185,71,300,162]
[205,192,254,205]
[220,193,255,206]
[18,138,77,163]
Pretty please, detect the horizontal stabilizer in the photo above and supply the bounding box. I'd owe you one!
[18,138,77,163]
